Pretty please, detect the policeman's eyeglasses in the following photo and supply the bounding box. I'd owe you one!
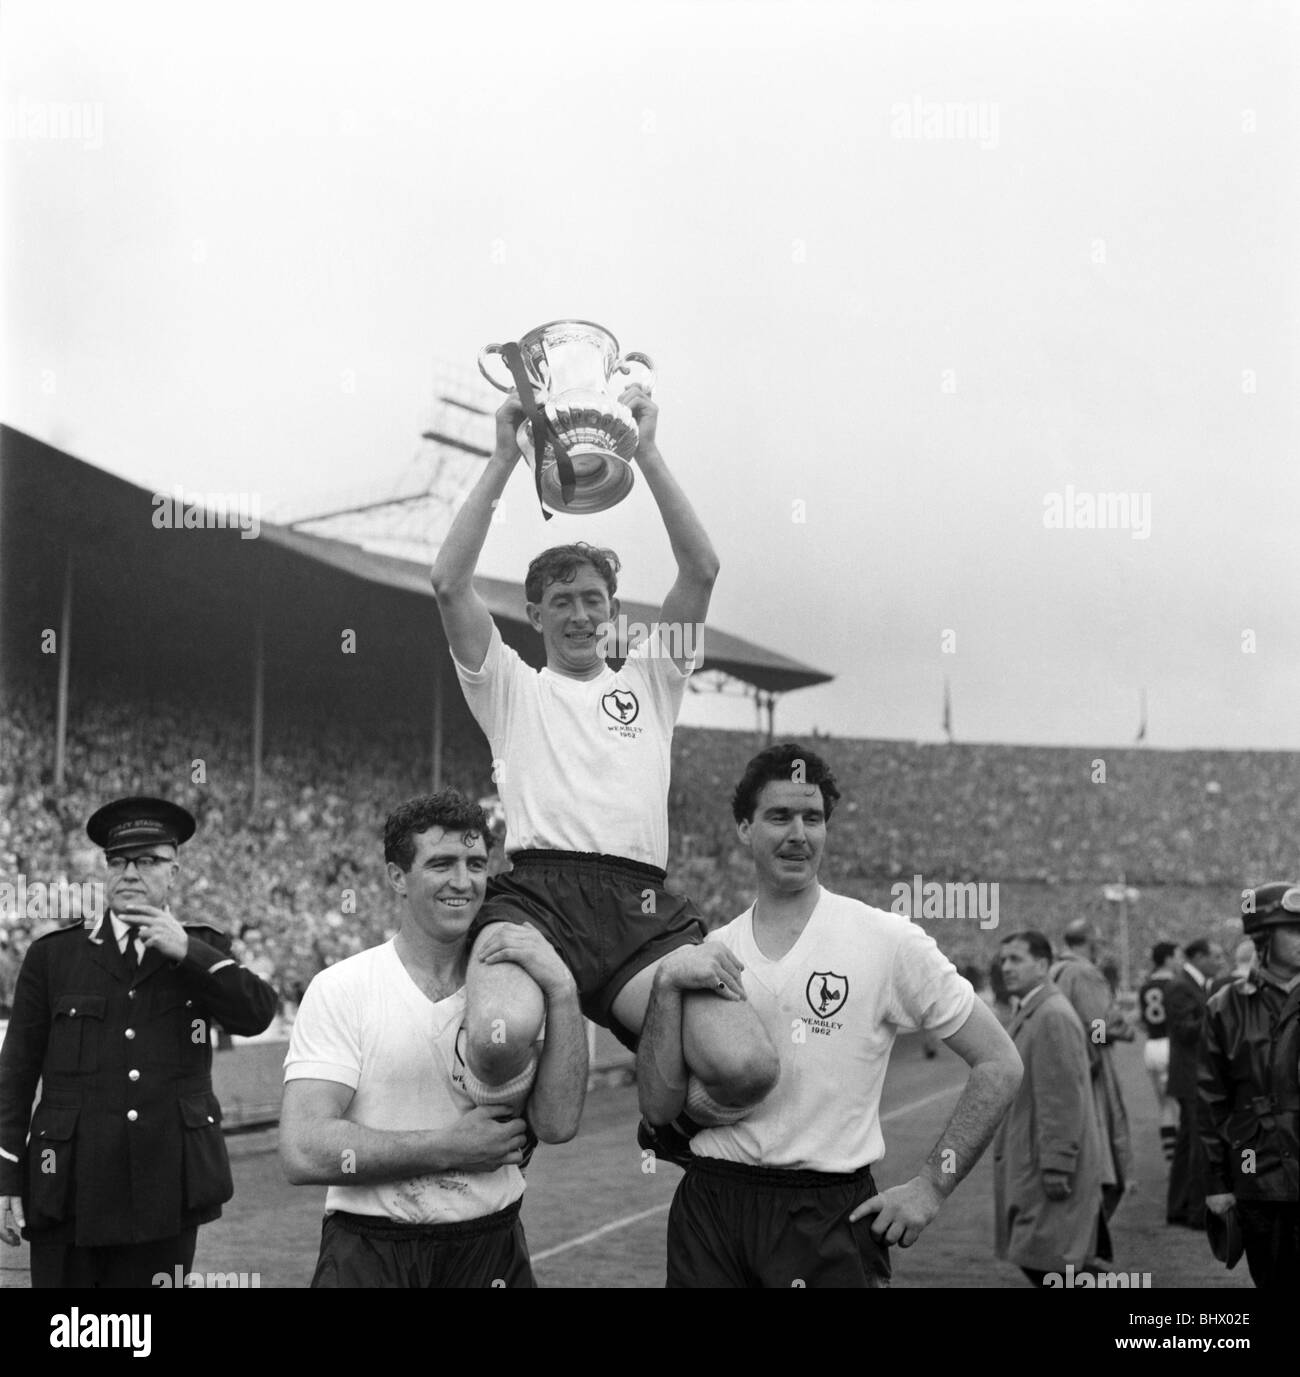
[107,855,171,872]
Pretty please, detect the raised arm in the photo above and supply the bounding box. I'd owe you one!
[621,386,720,675]
[851,999,1022,1246]
[278,1079,528,1185]
[430,394,525,672]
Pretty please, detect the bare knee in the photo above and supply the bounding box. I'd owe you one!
[712,1041,780,1107]
[466,942,545,1082]
[685,1001,780,1107]
[465,1012,540,1081]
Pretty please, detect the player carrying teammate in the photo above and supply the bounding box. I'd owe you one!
[279,792,587,1287]
[430,385,780,1134]
[1137,941,1179,1163]
[637,743,1023,1287]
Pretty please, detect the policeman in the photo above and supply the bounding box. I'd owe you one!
[0,797,277,1287]
[1198,882,1300,1289]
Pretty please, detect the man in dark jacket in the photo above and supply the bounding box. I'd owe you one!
[1199,883,1300,1289]
[0,797,277,1287]
[1165,936,1223,1228]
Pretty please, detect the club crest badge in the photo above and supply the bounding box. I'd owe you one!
[806,971,849,1018]
[601,688,640,725]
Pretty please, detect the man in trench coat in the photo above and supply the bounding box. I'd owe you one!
[993,930,1105,1286]
[1051,920,1133,1227]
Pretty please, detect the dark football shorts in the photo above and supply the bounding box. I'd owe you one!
[666,1158,891,1289]
[310,1201,535,1289]
[468,849,706,1048]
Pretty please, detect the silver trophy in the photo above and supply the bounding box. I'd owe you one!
[478,320,655,515]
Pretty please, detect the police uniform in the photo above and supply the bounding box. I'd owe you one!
[1197,883,1300,1290]
[0,798,277,1287]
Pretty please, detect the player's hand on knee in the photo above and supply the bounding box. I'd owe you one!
[447,1106,530,1173]
[0,1196,25,1246]
[1205,1192,1236,1218]
[849,1175,944,1248]
[661,942,746,999]
[477,925,574,999]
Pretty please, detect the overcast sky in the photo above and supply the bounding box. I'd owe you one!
[3,0,1297,748]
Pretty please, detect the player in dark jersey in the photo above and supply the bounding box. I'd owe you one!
[1137,941,1179,1162]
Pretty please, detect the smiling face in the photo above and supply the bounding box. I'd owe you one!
[105,844,178,914]
[738,778,827,897]
[386,825,488,944]
[526,562,618,680]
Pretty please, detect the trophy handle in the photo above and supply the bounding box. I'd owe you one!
[613,350,656,395]
[478,343,516,393]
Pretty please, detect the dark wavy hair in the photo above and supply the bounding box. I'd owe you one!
[525,542,620,605]
[383,791,492,872]
[1001,930,1053,964]
[730,742,842,824]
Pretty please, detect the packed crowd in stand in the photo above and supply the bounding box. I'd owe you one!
[3,680,1295,1013]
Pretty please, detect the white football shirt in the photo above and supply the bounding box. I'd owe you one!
[453,622,692,868]
[283,940,523,1224]
[692,888,976,1173]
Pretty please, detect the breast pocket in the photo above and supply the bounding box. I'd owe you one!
[47,995,107,1073]
[178,1091,233,1214]
[25,1104,80,1228]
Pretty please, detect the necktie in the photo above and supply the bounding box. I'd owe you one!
[123,931,140,974]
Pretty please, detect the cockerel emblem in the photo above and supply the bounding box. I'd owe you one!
[601,688,640,725]
[805,971,848,1018]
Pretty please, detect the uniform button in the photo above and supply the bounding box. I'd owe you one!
[69,1007,76,1016]
[128,989,136,1000]
[185,1000,193,1008]
[127,1110,138,1123]
[124,1028,135,1039]
[128,1069,140,1082]
[207,1115,215,1124]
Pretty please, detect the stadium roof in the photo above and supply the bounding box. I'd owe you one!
[1,425,832,696]
[262,522,831,693]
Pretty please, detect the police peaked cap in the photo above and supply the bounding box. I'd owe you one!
[87,797,196,855]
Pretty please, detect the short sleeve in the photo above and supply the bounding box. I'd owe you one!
[625,621,696,680]
[283,968,362,1089]
[888,922,976,1039]
[620,623,693,724]
[452,622,523,743]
